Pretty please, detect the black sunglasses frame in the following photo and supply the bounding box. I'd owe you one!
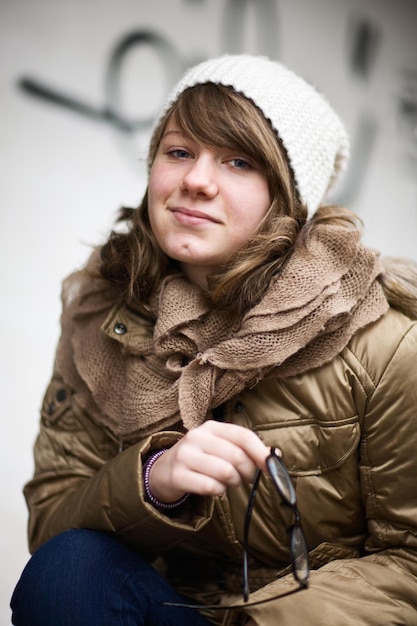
[243,447,309,600]
[163,447,309,612]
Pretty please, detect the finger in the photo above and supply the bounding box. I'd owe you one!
[177,440,256,485]
[178,432,258,482]
[190,420,271,470]
[170,464,232,496]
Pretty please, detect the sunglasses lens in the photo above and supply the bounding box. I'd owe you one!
[291,525,309,585]
[267,455,296,505]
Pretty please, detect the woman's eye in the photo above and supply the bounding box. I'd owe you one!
[168,148,191,159]
[230,157,252,170]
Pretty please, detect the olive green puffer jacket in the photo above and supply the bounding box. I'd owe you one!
[24,305,417,626]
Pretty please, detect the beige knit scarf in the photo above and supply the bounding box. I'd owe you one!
[58,224,388,438]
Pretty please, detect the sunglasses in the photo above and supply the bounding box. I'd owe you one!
[163,447,309,611]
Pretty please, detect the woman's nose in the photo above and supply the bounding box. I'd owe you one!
[179,155,218,198]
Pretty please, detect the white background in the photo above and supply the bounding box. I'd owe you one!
[1,0,416,622]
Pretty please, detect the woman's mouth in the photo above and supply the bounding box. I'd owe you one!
[170,207,220,226]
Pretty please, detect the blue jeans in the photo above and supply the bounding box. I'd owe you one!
[11,528,212,626]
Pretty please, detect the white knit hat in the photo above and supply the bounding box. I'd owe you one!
[155,54,350,215]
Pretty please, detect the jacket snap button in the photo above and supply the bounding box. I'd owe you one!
[56,388,67,403]
[114,322,127,335]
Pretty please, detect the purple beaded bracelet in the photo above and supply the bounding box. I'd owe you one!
[143,448,190,510]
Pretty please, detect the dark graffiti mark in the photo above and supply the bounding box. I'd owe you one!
[397,66,417,175]
[221,0,280,57]
[19,75,135,132]
[348,17,380,79]
[103,30,183,131]
[18,30,183,133]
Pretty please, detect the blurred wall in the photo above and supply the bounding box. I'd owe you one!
[1,0,416,622]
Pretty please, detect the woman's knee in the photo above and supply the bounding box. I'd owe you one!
[11,529,137,626]
[14,529,120,590]
[11,529,211,626]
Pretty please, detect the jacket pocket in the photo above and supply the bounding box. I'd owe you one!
[254,416,360,476]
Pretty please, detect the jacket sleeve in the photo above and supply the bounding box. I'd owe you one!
[227,319,417,626]
[24,373,213,555]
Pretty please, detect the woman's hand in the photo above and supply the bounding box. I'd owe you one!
[148,420,271,504]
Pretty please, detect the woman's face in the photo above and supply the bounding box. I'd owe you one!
[148,119,271,286]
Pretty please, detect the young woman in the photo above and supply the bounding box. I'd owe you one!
[11,54,417,626]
